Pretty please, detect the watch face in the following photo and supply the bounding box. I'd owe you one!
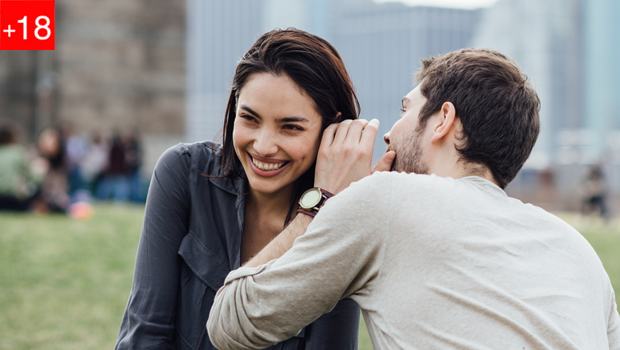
[300,188,322,209]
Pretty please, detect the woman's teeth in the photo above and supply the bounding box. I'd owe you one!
[252,158,286,171]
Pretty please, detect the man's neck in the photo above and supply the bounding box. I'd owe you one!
[461,163,497,185]
[429,160,498,187]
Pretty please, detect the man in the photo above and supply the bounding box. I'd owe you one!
[208,48,620,349]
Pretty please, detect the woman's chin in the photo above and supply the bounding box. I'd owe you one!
[245,171,296,196]
[247,181,288,196]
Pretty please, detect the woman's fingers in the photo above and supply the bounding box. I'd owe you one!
[359,119,379,154]
[320,123,339,149]
[315,118,381,194]
[344,119,369,144]
[331,119,354,147]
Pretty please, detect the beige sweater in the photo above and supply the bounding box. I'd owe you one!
[208,172,620,350]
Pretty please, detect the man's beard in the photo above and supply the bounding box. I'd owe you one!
[390,128,429,174]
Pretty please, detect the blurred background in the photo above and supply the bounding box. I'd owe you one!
[0,0,620,213]
[1,0,619,212]
[1,0,620,349]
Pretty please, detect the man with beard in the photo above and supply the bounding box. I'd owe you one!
[208,48,620,350]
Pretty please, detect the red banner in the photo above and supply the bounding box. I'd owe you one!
[0,0,55,50]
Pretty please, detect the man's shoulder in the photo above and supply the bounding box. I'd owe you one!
[352,171,457,195]
[354,171,433,187]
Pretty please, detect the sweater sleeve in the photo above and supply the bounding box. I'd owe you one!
[609,289,620,350]
[207,172,393,350]
[115,144,192,350]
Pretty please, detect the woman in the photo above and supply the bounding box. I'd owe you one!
[115,29,362,349]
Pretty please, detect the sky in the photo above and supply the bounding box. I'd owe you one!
[373,0,499,10]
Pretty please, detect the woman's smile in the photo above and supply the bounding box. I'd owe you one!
[248,152,290,177]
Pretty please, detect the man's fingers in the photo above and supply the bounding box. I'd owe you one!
[372,151,395,173]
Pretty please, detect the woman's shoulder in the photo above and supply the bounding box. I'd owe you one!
[156,141,223,175]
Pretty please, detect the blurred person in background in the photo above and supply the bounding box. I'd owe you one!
[115,29,368,350]
[34,127,70,213]
[124,130,144,203]
[581,164,609,219]
[80,131,109,196]
[0,123,44,211]
[96,132,131,202]
[64,123,87,195]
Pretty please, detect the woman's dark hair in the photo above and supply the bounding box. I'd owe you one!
[219,28,360,225]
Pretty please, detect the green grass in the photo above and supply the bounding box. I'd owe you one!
[0,207,618,350]
[0,204,143,350]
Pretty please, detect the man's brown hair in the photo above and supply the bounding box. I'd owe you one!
[416,48,540,189]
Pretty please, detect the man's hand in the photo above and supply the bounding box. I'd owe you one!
[315,119,395,194]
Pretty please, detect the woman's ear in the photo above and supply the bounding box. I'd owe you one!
[431,102,456,144]
[334,112,342,123]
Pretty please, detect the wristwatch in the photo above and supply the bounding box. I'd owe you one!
[297,187,334,218]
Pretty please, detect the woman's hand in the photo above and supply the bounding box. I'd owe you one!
[314,119,395,194]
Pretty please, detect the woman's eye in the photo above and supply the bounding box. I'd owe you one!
[283,125,303,131]
[240,114,258,123]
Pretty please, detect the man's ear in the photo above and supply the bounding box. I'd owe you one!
[431,102,457,144]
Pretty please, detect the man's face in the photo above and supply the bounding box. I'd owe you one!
[383,85,430,174]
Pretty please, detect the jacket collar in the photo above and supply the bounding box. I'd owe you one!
[203,144,247,244]
[204,143,247,198]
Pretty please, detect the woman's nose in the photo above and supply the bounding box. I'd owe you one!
[383,132,390,145]
[253,132,278,156]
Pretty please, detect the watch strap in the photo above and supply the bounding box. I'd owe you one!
[296,207,318,218]
[297,188,334,218]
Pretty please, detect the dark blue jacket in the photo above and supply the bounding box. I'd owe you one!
[115,142,360,350]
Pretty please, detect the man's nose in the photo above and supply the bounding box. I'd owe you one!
[383,132,390,145]
[253,132,278,156]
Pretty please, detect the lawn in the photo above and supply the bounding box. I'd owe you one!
[0,206,618,350]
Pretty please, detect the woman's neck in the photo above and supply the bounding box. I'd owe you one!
[246,183,295,228]
[240,182,296,264]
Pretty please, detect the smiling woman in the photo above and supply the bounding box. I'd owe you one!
[114,29,362,350]
[233,73,323,196]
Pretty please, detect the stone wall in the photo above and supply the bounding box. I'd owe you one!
[0,52,37,143]
[54,0,186,136]
[0,0,185,141]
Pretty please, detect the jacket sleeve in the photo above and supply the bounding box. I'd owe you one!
[115,144,192,350]
[207,173,393,350]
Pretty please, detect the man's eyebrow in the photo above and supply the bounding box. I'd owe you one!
[402,97,410,107]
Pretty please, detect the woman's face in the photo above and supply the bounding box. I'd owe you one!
[233,73,323,196]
